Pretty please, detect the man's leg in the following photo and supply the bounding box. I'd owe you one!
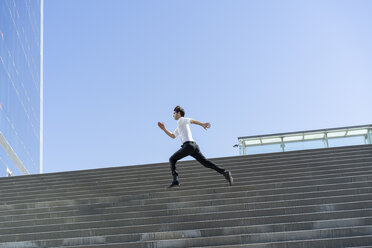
[190,144,225,174]
[191,144,233,186]
[168,144,194,187]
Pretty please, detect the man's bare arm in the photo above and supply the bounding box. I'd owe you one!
[158,122,176,139]
[191,120,211,130]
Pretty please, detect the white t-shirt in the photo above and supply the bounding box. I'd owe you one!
[173,117,194,144]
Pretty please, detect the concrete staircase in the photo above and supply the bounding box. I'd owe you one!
[0,144,372,247]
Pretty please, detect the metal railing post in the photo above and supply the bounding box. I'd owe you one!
[280,137,285,152]
[239,140,247,155]
[324,133,329,148]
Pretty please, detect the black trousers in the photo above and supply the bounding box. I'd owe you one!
[169,141,225,178]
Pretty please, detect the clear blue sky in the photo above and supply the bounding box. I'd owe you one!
[44,0,372,173]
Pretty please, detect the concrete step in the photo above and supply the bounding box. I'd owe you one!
[1,206,371,243]
[1,178,371,218]
[0,191,370,225]
[1,161,371,205]
[1,177,371,223]
[1,154,371,195]
[1,190,370,228]
[1,149,371,189]
[42,226,372,248]
[1,217,371,247]
[1,145,370,186]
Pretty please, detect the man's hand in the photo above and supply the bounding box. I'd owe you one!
[191,120,211,130]
[202,122,211,130]
[158,122,176,139]
[158,122,165,130]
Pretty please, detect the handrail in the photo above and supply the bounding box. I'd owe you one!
[238,124,372,155]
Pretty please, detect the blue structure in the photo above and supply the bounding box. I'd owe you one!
[0,0,43,176]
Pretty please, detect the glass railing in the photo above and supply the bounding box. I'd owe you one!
[237,124,372,155]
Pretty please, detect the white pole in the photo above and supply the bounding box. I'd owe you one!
[40,0,44,174]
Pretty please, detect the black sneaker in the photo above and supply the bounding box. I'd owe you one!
[223,171,233,186]
[167,180,180,188]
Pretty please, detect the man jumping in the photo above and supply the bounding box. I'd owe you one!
[158,106,233,188]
